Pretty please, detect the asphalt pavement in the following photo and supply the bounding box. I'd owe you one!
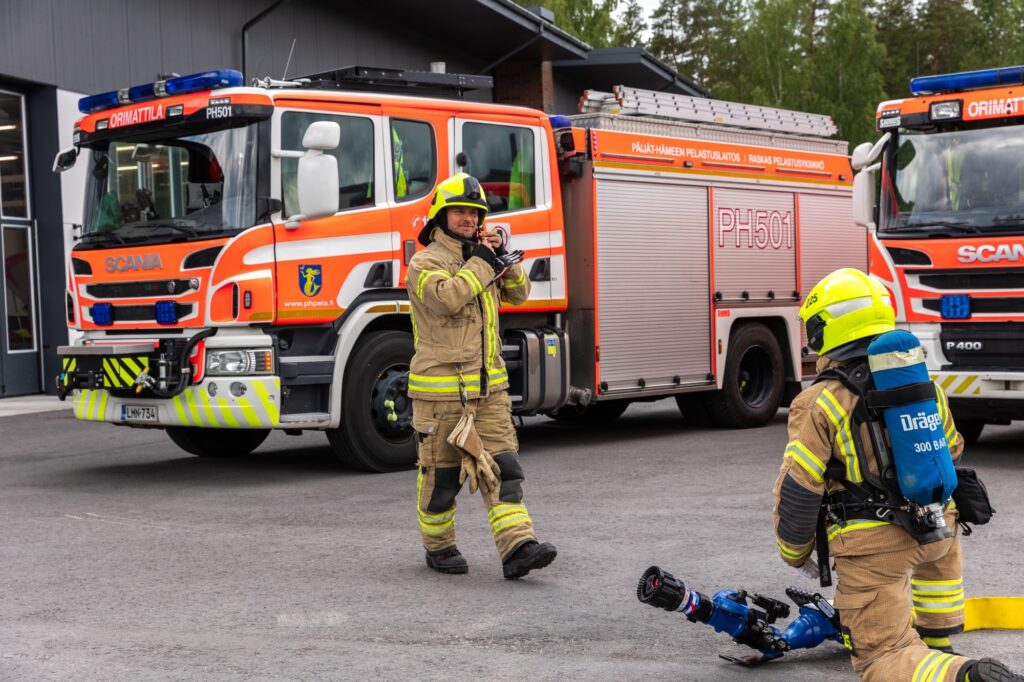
[1,400,1022,681]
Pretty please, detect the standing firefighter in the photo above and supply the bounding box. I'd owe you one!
[407,173,557,579]
[773,268,1019,682]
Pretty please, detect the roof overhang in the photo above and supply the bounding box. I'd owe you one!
[375,0,589,69]
[552,48,709,97]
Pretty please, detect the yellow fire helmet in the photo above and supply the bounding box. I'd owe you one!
[800,268,896,356]
[418,172,489,246]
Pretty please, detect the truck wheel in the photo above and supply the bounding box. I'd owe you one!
[166,427,270,457]
[956,419,985,446]
[706,323,784,428]
[675,392,718,427]
[549,399,629,423]
[326,330,416,472]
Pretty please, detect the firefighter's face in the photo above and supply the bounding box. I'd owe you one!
[446,206,479,238]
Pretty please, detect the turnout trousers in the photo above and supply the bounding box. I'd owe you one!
[831,519,968,682]
[412,390,536,560]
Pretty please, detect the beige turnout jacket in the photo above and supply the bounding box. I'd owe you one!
[406,228,530,401]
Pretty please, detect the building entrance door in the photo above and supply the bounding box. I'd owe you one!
[0,90,40,396]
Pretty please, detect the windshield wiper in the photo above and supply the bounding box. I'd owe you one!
[79,231,126,245]
[140,220,202,238]
[888,220,981,235]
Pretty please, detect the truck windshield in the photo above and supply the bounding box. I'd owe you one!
[879,125,1024,236]
[81,123,257,245]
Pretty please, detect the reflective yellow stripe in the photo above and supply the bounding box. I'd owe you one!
[817,389,862,483]
[253,380,279,424]
[95,390,109,420]
[482,290,498,370]
[410,306,419,345]
[502,267,527,289]
[184,389,204,426]
[216,398,240,427]
[199,391,219,427]
[827,520,890,541]
[488,368,509,386]
[85,388,99,420]
[784,441,826,483]
[122,356,142,376]
[408,373,482,393]
[236,397,261,427]
[939,375,957,391]
[913,578,963,588]
[416,269,452,300]
[172,394,190,425]
[456,269,483,296]
[777,538,809,560]
[913,651,942,682]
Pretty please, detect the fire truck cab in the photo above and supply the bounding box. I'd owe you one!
[55,68,862,471]
[852,65,1024,443]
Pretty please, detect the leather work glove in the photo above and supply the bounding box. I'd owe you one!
[491,250,525,283]
[447,413,501,495]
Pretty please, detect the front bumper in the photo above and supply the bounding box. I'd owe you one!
[71,377,281,428]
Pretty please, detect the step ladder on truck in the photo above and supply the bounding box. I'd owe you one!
[54,67,865,471]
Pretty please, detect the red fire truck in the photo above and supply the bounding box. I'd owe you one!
[55,67,863,471]
[852,65,1024,444]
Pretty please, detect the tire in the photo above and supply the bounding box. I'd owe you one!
[549,399,629,423]
[674,392,718,427]
[166,426,270,457]
[326,330,416,472]
[706,323,785,428]
[956,418,985,446]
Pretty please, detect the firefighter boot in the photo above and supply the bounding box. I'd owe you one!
[425,546,469,574]
[502,540,557,579]
[961,658,1024,682]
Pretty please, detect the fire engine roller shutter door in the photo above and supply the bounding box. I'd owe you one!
[798,192,867,348]
[713,188,797,301]
[595,177,711,392]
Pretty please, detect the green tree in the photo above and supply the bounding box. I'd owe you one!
[611,0,647,48]
[648,0,689,69]
[972,0,1024,69]
[917,0,985,75]
[733,0,817,111]
[647,0,745,96]
[811,0,886,145]
[540,0,620,48]
[870,0,921,99]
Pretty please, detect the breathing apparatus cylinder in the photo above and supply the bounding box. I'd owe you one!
[866,330,957,506]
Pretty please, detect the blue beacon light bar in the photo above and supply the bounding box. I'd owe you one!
[911,66,1024,96]
[78,69,244,114]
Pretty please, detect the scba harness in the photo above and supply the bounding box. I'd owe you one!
[812,330,959,586]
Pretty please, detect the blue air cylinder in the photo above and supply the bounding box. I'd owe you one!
[867,330,958,505]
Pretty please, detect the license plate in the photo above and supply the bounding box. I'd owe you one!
[120,404,158,423]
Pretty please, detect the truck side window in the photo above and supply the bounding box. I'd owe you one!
[281,112,375,216]
[461,122,535,214]
[390,119,436,202]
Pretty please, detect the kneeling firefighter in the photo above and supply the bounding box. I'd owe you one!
[773,268,1018,682]
[407,173,557,579]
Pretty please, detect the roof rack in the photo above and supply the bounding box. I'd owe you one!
[255,66,492,99]
[579,85,837,138]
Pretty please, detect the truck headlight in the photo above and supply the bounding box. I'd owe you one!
[929,100,961,121]
[206,349,273,375]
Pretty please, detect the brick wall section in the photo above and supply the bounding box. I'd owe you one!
[494,61,554,113]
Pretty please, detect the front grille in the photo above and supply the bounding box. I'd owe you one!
[86,279,195,298]
[940,322,1024,369]
[111,302,193,322]
[923,298,1024,315]
[909,267,1024,290]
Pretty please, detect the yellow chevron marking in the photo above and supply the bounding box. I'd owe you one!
[217,398,240,427]
[199,391,219,427]
[184,389,204,426]
[952,376,977,395]
[172,394,190,425]
[252,381,279,424]
[236,397,261,427]
[939,375,958,391]
[95,391,109,420]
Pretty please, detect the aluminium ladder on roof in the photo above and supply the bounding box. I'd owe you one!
[579,85,838,138]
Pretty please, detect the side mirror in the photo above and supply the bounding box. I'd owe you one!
[850,132,890,171]
[296,121,341,221]
[53,146,78,174]
[852,165,878,228]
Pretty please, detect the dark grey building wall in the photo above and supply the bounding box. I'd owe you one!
[0,0,488,94]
